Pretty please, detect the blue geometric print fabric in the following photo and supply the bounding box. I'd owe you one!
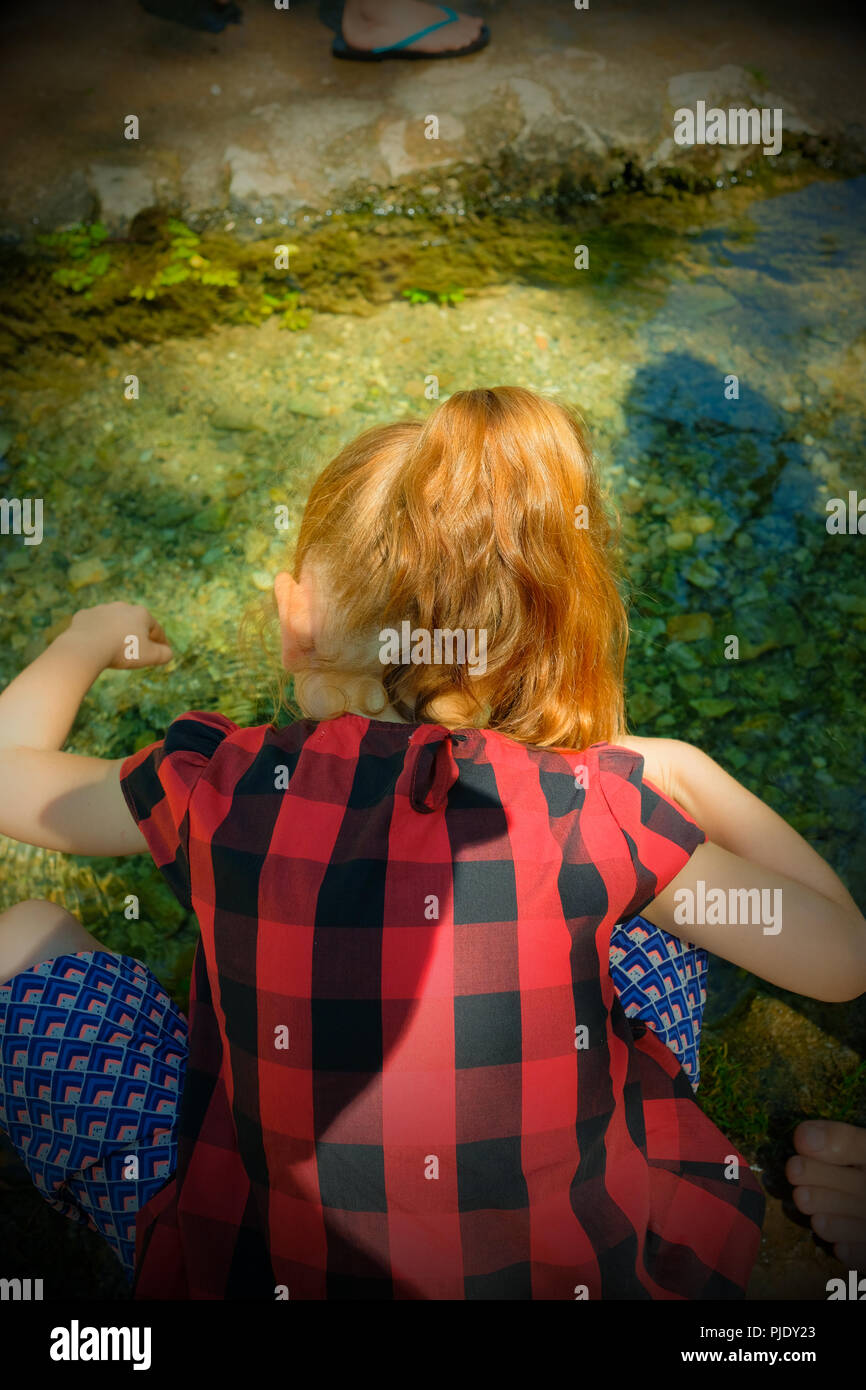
[0,922,706,1277]
[609,915,708,1088]
[0,950,187,1280]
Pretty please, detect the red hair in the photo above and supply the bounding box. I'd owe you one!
[267,386,628,750]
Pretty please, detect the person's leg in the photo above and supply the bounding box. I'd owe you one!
[0,919,188,1281]
[0,898,101,984]
[341,0,484,54]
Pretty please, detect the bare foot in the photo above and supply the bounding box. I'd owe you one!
[786,1119,866,1265]
[342,0,483,55]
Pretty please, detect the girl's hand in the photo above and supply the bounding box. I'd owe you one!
[787,1120,866,1265]
[64,601,173,670]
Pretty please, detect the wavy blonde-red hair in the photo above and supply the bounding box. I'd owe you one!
[261,386,628,750]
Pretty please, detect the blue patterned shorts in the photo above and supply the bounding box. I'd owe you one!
[610,915,708,1088]
[0,950,187,1281]
[0,919,706,1280]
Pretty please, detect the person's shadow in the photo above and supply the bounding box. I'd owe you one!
[619,347,866,1245]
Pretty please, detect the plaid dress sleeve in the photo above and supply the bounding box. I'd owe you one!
[595,743,707,921]
[119,711,239,912]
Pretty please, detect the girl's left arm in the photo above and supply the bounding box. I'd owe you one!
[0,603,173,856]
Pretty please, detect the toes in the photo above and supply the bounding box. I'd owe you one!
[787,1155,866,1203]
[810,1212,866,1243]
[794,1119,866,1165]
[834,1241,866,1265]
[793,1184,865,1218]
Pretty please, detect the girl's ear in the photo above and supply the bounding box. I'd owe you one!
[274,571,315,670]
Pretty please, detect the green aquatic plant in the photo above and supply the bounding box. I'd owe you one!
[698,1031,771,1157]
[257,289,312,331]
[129,218,240,301]
[37,222,113,296]
[402,285,465,306]
[37,221,109,259]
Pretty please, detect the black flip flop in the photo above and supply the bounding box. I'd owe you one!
[333,4,490,61]
[138,0,242,34]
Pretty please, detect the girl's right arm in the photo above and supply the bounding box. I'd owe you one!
[617,736,866,1003]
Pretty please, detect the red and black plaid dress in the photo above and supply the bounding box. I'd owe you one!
[119,710,764,1300]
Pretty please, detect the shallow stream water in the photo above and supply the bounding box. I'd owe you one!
[0,175,864,1293]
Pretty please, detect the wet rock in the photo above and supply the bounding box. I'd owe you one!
[191,501,230,533]
[668,64,756,113]
[736,604,801,661]
[684,557,720,589]
[627,690,664,723]
[88,164,156,227]
[681,285,739,317]
[794,642,821,669]
[666,612,713,642]
[67,557,110,590]
[283,393,337,419]
[210,408,263,432]
[689,695,736,718]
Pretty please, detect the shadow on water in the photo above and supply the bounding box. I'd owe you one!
[2,174,866,1291]
[620,318,866,1218]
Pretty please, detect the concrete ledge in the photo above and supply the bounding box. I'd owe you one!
[1,0,865,238]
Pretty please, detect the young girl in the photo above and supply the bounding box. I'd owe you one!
[0,386,864,1300]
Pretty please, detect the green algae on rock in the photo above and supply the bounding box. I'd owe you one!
[0,168,843,379]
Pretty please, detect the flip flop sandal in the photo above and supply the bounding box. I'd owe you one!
[138,0,242,34]
[332,5,490,61]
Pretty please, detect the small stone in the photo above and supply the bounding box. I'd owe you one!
[210,408,262,432]
[666,612,713,643]
[192,501,230,533]
[666,530,694,550]
[794,643,821,669]
[620,492,643,515]
[283,393,335,419]
[689,696,736,718]
[627,691,663,723]
[224,470,248,499]
[685,558,720,589]
[68,557,110,590]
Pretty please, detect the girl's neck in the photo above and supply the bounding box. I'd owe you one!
[348,703,411,723]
